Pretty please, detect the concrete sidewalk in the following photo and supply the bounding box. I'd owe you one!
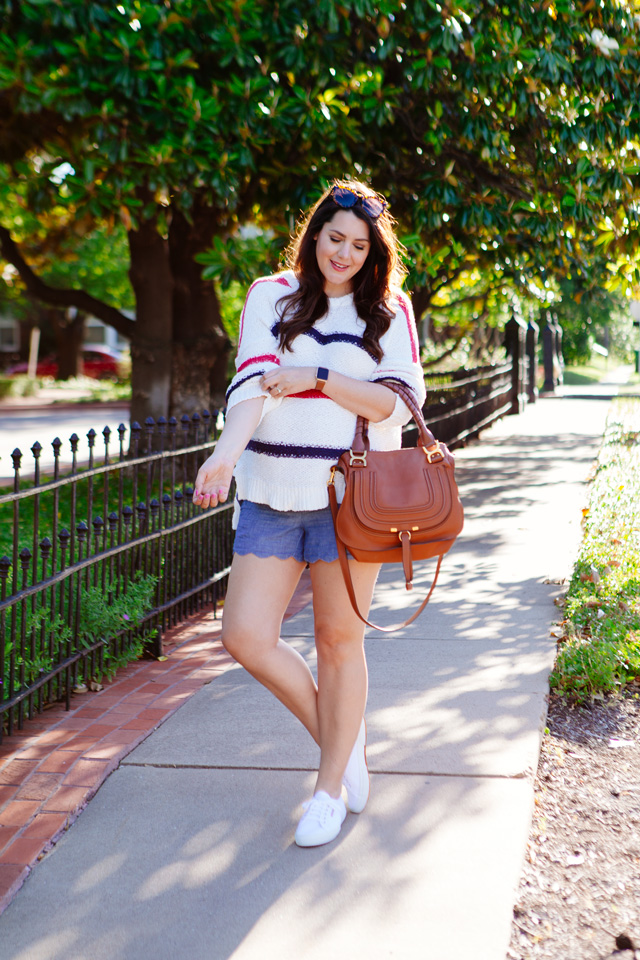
[0,394,610,960]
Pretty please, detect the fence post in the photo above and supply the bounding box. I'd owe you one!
[552,313,564,386]
[542,311,557,393]
[526,319,539,404]
[504,309,527,415]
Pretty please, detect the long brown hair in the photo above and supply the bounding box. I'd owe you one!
[276,180,406,362]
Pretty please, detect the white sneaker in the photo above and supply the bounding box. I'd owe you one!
[343,718,369,814]
[294,791,347,847]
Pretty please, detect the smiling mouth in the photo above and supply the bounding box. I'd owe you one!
[330,260,349,271]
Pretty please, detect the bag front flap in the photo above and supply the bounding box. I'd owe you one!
[339,446,463,537]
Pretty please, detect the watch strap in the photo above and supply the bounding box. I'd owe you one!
[315,366,329,392]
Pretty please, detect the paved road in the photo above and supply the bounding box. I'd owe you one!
[0,393,610,960]
[0,403,130,482]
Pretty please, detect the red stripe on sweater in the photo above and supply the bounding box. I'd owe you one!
[396,292,419,363]
[237,354,280,373]
[288,390,330,399]
[238,275,291,345]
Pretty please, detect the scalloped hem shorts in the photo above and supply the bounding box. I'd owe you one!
[233,500,339,564]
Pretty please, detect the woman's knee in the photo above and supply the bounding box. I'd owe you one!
[221,623,256,664]
[221,622,275,667]
[314,620,363,665]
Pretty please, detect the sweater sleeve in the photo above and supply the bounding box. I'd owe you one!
[225,277,285,418]
[371,291,426,427]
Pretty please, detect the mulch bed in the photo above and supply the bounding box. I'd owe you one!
[508,693,640,960]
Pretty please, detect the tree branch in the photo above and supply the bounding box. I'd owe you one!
[0,225,135,339]
[430,262,466,299]
[430,284,504,313]
[422,334,467,369]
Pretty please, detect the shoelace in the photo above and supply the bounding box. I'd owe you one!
[301,797,337,826]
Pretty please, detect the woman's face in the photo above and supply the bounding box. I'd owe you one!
[314,209,371,297]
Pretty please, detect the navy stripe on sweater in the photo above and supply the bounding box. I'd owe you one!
[246,439,346,460]
[226,369,264,402]
[371,376,416,394]
[270,322,377,360]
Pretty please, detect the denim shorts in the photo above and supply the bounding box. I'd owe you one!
[233,500,339,564]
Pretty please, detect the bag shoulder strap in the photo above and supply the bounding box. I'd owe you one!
[327,480,443,633]
[329,380,446,632]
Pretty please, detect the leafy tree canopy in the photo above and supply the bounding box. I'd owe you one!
[1,0,639,413]
[361,0,640,309]
[0,166,133,318]
[552,276,635,364]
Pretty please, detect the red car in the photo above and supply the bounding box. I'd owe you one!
[7,345,124,380]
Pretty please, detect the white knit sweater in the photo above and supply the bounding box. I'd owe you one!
[226,270,426,512]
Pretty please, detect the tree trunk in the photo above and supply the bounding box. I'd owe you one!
[128,220,173,425]
[412,286,432,327]
[411,285,434,350]
[168,205,230,418]
[50,308,85,379]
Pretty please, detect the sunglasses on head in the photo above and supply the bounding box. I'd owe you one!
[330,185,388,220]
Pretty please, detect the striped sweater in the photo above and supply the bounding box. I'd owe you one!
[226,270,427,513]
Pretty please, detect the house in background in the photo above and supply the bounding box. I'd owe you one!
[0,312,130,372]
[0,313,20,357]
[84,316,131,356]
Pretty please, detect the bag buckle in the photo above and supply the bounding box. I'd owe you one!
[423,442,444,463]
[349,449,367,467]
[327,465,337,486]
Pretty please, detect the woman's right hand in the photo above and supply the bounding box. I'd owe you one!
[192,453,235,509]
[192,396,265,509]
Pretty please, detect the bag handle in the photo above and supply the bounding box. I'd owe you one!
[353,380,437,454]
[328,480,443,632]
[353,379,439,453]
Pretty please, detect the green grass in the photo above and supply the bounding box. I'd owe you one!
[549,398,640,702]
[0,374,131,405]
[619,371,640,395]
[40,375,131,404]
[562,353,611,385]
[0,467,190,559]
[0,375,40,399]
[51,376,131,403]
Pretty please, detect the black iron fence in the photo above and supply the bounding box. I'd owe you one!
[415,362,514,448]
[0,412,234,742]
[412,312,543,448]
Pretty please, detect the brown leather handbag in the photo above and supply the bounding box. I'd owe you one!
[327,381,464,632]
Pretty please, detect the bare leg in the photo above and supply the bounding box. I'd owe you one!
[221,553,321,741]
[223,551,380,801]
[309,558,381,799]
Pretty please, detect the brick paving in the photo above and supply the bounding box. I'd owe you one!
[0,607,231,914]
[0,569,313,916]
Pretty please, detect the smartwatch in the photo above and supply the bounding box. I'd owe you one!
[315,367,330,392]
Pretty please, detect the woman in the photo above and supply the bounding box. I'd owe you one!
[193,181,426,847]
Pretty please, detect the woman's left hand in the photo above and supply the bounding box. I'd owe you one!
[260,367,317,398]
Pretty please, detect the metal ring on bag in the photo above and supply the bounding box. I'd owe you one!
[423,442,444,463]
